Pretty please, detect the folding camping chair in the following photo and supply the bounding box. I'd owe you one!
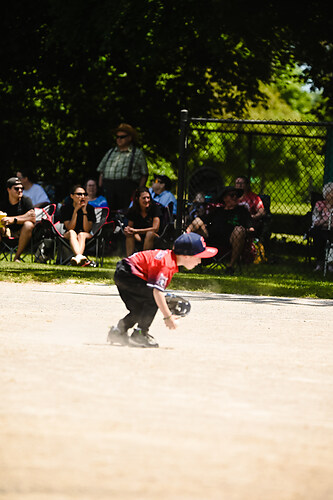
[0,232,25,261]
[154,202,176,250]
[257,194,272,254]
[207,236,255,272]
[305,191,324,265]
[51,206,109,266]
[323,209,333,277]
[31,204,57,263]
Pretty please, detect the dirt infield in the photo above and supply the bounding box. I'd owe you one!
[1,280,333,500]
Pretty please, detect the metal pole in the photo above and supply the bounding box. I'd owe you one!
[176,109,189,235]
[247,133,253,181]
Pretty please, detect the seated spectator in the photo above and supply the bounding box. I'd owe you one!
[149,174,177,216]
[186,186,254,275]
[186,191,211,226]
[310,181,333,272]
[235,176,265,230]
[16,169,50,208]
[85,178,108,208]
[0,177,36,262]
[60,185,96,266]
[124,186,162,256]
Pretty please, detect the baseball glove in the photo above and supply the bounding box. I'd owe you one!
[165,293,191,317]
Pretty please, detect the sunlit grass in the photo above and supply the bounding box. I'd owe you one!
[270,201,310,215]
[1,254,332,299]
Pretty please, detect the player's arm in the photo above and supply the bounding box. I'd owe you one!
[153,288,177,330]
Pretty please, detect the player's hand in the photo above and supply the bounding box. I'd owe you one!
[164,315,177,330]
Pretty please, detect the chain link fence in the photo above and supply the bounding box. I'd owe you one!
[177,111,333,255]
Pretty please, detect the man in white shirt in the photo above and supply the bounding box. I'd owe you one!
[16,170,50,208]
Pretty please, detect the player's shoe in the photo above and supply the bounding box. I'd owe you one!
[128,328,159,348]
[107,326,128,346]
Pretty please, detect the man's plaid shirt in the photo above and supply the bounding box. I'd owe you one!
[97,146,148,182]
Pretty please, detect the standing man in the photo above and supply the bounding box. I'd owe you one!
[97,123,148,210]
[0,177,36,261]
[16,169,50,208]
[149,174,177,216]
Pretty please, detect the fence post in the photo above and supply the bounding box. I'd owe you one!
[247,133,253,181]
[324,126,333,184]
[176,109,189,235]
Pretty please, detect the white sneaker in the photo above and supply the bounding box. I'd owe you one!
[77,254,88,265]
[71,255,80,265]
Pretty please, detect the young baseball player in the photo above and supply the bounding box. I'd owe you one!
[108,232,218,348]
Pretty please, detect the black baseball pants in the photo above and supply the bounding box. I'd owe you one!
[114,259,158,333]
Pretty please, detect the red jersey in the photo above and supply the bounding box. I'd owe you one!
[125,249,179,291]
[240,191,264,216]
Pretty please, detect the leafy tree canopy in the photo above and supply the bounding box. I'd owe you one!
[1,0,333,197]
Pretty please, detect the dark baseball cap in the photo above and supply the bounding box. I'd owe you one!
[173,232,218,258]
[6,177,23,188]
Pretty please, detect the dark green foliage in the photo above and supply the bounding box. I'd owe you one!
[1,1,333,198]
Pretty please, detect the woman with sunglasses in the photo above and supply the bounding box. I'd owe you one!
[0,177,36,262]
[59,185,96,266]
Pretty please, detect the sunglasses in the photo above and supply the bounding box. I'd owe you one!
[116,134,129,139]
[73,192,88,196]
[13,186,23,192]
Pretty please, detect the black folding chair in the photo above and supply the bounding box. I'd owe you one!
[154,202,176,250]
[305,191,323,264]
[31,204,57,263]
[0,205,57,262]
[323,210,333,277]
[0,233,23,261]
